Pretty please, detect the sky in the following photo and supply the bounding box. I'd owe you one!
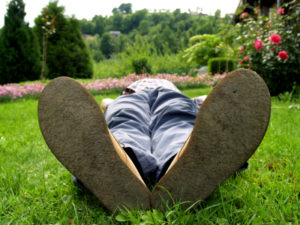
[0,0,240,27]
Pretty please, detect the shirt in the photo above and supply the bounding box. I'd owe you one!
[123,78,207,109]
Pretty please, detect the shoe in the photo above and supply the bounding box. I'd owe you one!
[151,69,271,208]
[38,77,150,211]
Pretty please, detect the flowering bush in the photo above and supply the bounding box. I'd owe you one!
[235,0,300,95]
[0,73,227,100]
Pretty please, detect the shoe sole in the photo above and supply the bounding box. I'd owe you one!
[38,77,150,211]
[151,69,271,208]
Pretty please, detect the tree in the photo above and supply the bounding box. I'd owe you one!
[92,15,105,35]
[112,3,132,14]
[0,0,41,84]
[81,18,95,34]
[35,1,93,79]
[119,3,132,14]
[100,32,115,58]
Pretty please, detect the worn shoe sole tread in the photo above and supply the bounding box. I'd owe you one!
[38,77,150,211]
[151,69,271,208]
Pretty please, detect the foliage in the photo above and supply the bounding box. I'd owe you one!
[131,57,152,74]
[93,35,194,78]
[112,3,132,14]
[78,5,233,78]
[278,83,300,102]
[0,0,41,84]
[100,32,115,58]
[235,0,300,95]
[83,35,105,62]
[183,34,226,67]
[34,1,93,79]
[208,57,237,74]
[80,6,228,59]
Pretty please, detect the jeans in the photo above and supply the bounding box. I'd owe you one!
[72,87,248,188]
[104,87,199,182]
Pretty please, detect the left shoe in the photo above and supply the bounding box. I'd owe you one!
[38,77,151,211]
[151,69,271,208]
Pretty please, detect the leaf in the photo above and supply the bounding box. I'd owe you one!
[115,214,128,222]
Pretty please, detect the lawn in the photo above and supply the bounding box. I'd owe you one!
[0,88,299,224]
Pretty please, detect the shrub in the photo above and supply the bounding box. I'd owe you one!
[0,0,41,84]
[235,0,300,95]
[92,50,105,62]
[183,34,225,67]
[132,57,152,74]
[208,57,236,74]
[35,1,93,79]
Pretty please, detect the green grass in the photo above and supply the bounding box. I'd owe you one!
[0,88,299,224]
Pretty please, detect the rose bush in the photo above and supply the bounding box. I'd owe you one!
[235,0,300,95]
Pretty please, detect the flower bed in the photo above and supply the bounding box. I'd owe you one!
[0,73,226,100]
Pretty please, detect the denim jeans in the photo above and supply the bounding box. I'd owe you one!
[104,87,199,181]
[72,87,248,188]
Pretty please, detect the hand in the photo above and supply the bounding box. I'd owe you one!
[101,98,114,111]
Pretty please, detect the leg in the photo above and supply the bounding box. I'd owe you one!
[104,91,158,181]
[148,88,199,181]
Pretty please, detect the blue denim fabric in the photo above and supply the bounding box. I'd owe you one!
[104,87,198,181]
[72,87,249,188]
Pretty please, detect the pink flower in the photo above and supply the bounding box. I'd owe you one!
[239,46,244,51]
[244,56,249,61]
[271,47,276,51]
[267,22,271,27]
[241,12,248,19]
[270,34,281,44]
[254,40,264,50]
[277,8,284,15]
[278,51,288,60]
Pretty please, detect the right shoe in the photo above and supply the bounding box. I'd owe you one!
[151,69,271,208]
[38,77,150,211]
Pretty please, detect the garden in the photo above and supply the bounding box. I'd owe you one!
[0,0,299,224]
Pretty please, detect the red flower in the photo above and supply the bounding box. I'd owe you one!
[244,56,249,61]
[241,12,248,19]
[278,51,288,60]
[256,34,261,37]
[277,8,284,15]
[270,34,281,44]
[238,61,243,65]
[239,46,244,51]
[271,47,276,51]
[254,40,264,50]
[266,22,271,27]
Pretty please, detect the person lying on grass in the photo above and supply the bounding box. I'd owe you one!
[38,69,271,211]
